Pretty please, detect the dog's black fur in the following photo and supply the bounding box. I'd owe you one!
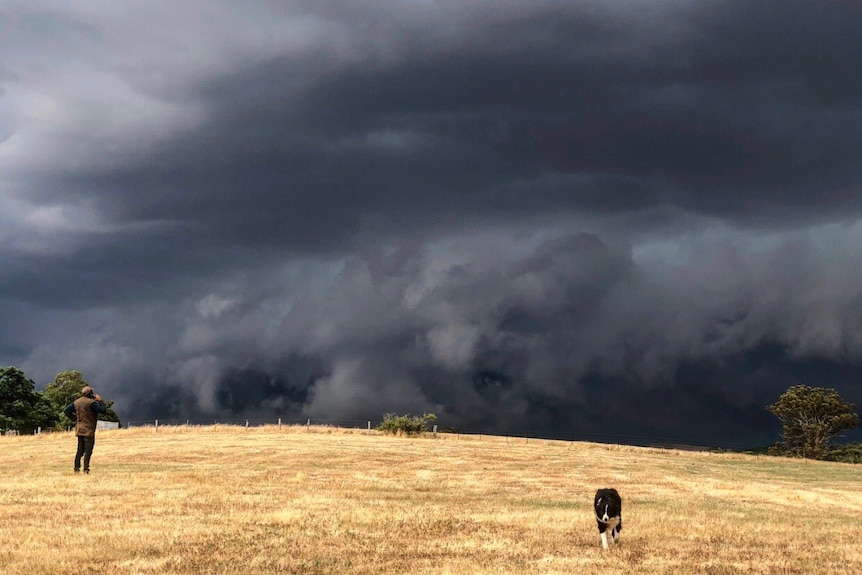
[594,488,622,549]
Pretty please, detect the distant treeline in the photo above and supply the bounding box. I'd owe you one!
[741,442,862,464]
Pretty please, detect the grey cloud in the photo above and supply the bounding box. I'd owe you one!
[46,224,854,446]
[2,1,862,446]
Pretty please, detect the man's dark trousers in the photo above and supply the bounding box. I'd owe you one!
[75,436,95,472]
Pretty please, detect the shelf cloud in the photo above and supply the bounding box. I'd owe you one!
[2,1,861,446]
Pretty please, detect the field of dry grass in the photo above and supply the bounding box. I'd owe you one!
[1,424,860,575]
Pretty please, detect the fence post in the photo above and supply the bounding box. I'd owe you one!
[368,421,371,431]
[245,420,249,429]
[306,418,310,430]
[155,419,159,431]
[278,418,282,429]
[433,424,437,438]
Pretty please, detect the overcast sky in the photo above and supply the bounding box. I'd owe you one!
[2,1,861,447]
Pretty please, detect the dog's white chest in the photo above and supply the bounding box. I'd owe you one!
[603,516,620,530]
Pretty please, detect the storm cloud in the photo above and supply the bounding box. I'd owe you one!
[2,1,861,447]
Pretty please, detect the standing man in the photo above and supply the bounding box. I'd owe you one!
[64,386,106,474]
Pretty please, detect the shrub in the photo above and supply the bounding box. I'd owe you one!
[820,443,862,464]
[764,441,861,463]
[376,413,437,436]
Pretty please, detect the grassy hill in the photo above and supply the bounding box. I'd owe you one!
[1,425,860,575]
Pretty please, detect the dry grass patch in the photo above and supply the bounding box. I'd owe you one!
[1,425,860,574]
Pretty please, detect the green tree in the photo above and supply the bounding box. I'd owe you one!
[44,370,121,427]
[44,370,88,429]
[0,366,56,434]
[766,384,859,458]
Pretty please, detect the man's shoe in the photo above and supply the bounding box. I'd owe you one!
[84,469,90,474]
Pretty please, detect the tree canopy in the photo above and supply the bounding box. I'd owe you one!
[0,367,121,433]
[766,384,859,458]
[0,366,56,434]
[43,370,89,429]
[44,370,121,426]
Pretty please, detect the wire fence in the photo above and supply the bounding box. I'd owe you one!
[4,415,767,451]
[117,416,758,451]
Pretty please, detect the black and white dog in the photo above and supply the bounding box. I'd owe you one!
[594,488,622,550]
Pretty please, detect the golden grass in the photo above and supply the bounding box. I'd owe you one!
[1,425,860,575]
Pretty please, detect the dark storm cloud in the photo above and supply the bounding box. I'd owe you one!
[2,1,861,446]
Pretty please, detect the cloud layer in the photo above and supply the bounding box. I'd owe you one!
[2,1,862,446]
